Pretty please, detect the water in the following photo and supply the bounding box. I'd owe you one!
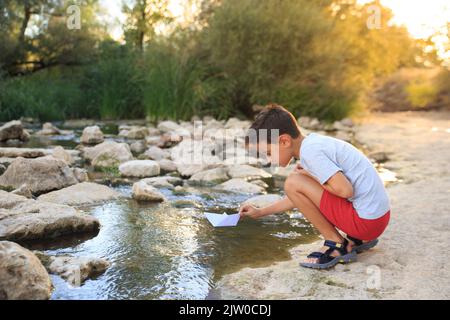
[29,185,317,300]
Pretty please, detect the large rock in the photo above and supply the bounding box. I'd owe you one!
[216,178,265,194]
[157,159,177,172]
[80,125,104,145]
[143,146,170,161]
[0,120,30,142]
[119,160,160,178]
[51,146,74,165]
[0,241,52,300]
[132,181,165,202]
[0,191,100,241]
[83,141,134,169]
[227,164,272,180]
[0,156,78,195]
[0,147,80,159]
[189,167,229,185]
[37,182,123,206]
[157,120,189,135]
[36,253,109,286]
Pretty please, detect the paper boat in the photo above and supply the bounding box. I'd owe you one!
[204,212,240,227]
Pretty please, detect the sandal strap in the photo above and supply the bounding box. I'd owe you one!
[323,239,349,255]
[306,251,334,265]
[306,252,324,259]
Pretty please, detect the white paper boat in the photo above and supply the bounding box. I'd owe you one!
[204,212,240,227]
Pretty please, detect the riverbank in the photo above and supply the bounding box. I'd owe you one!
[217,111,450,299]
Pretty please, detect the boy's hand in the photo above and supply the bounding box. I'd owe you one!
[239,204,262,219]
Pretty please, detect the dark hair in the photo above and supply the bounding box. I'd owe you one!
[245,104,300,145]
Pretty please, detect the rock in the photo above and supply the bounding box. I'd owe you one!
[145,136,161,146]
[368,151,390,163]
[340,118,354,127]
[243,194,283,208]
[157,158,177,172]
[118,126,149,140]
[249,179,269,189]
[0,120,30,142]
[333,120,353,132]
[51,146,74,165]
[80,126,104,145]
[227,164,272,180]
[334,131,352,143]
[11,184,33,198]
[132,181,165,202]
[157,120,189,136]
[36,253,109,286]
[0,164,6,175]
[73,168,89,183]
[0,156,78,195]
[173,185,187,195]
[83,141,134,169]
[0,241,52,300]
[130,140,147,154]
[216,178,265,194]
[0,147,80,159]
[143,146,170,161]
[35,122,61,136]
[63,119,95,127]
[297,117,322,130]
[119,160,160,178]
[189,167,229,185]
[0,190,100,241]
[37,182,123,206]
[141,176,183,189]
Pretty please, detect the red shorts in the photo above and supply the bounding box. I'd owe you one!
[320,190,390,241]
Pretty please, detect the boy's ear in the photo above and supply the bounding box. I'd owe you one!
[278,134,292,147]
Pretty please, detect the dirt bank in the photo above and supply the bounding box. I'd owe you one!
[217,111,450,299]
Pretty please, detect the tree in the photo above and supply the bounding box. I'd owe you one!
[122,0,173,51]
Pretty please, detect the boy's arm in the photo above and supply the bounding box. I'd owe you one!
[240,196,295,219]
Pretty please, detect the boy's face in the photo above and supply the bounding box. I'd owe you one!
[249,134,295,167]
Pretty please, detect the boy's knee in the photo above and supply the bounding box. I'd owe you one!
[284,172,304,195]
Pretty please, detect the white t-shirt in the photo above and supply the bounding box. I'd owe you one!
[300,133,390,220]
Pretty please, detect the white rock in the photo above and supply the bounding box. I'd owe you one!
[80,125,104,145]
[189,167,229,185]
[0,156,78,195]
[119,160,160,178]
[157,158,177,172]
[0,120,30,142]
[0,191,100,242]
[216,178,265,194]
[0,241,52,300]
[38,254,110,286]
[83,141,134,169]
[132,181,165,202]
[227,164,272,180]
[37,182,123,206]
[51,146,74,165]
[144,146,170,161]
[141,176,183,189]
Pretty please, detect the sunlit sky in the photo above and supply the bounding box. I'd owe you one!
[100,0,449,61]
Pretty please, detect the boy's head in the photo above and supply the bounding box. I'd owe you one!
[245,104,302,167]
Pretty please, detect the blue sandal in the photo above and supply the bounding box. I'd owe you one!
[347,235,379,254]
[300,239,357,270]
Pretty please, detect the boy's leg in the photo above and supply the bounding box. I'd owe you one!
[284,172,351,263]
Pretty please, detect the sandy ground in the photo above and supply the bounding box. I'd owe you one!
[217,111,450,300]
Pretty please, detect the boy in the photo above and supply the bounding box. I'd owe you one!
[239,104,390,269]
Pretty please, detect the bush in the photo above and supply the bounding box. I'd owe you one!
[141,37,234,121]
